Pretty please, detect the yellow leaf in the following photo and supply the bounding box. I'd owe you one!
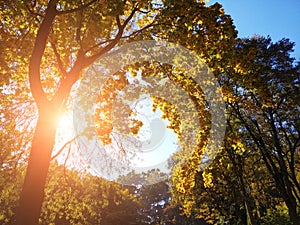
[202,171,213,188]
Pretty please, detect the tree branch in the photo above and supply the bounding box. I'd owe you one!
[51,135,78,160]
[56,0,97,15]
[84,38,115,54]
[121,21,158,39]
[52,6,139,107]
[85,6,138,64]
[29,0,59,108]
[50,42,67,77]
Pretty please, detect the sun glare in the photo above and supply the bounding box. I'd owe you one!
[58,112,74,133]
[55,112,75,154]
[53,112,78,165]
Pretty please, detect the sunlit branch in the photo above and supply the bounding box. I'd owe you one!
[290,182,300,203]
[116,15,121,29]
[50,42,67,78]
[63,145,72,187]
[56,0,97,15]
[51,136,78,161]
[111,132,126,155]
[121,21,159,39]
[84,38,115,54]
[63,145,71,168]
[85,6,138,64]
[123,5,138,28]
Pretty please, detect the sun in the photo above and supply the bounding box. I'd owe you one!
[57,112,74,138]
[52,112,76,161]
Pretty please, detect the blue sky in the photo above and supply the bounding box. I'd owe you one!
[208,0,300,60]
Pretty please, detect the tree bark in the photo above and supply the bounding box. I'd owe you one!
[16,106,59,225]
[15,1,59,224]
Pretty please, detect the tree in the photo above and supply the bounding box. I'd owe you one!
[178,133,282,224]
[118,170,209,225]
[39,162,140,225]
[170,36,300,224]
[227,37,300,224]
[9,1,159,224]
[1,0,238,224]
[1,0,241,225]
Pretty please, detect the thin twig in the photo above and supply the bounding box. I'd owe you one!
[51,135,79,160]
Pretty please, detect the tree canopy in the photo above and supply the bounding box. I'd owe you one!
[0,0,299,225]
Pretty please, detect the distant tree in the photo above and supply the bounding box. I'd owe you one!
[171,36,300,225]
[228,37,300,224]
[119,170,211,225]
[41,162,140,225]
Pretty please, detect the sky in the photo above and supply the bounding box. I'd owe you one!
[208,0,300,60]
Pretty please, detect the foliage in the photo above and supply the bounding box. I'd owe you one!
[1,0,299,224]
[261,202,291,225]
[170,36,300,224]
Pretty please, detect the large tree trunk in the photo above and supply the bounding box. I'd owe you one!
[16,106,59,225]
[15,1,59,223]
